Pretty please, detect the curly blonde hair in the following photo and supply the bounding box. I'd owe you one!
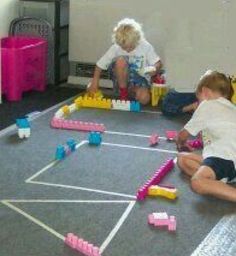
[112,18,144,49]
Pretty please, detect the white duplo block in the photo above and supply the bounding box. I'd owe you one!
[69,103,77,113]
[18,128,31,139]
[112,99,130,111]
[55,109,64,118]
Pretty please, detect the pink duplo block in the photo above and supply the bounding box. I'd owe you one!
[149,133,159,146]
[166,130,178,141]
[65,233,101,256]
[187,138,203,149]
[148,213,176,232]
[168,216,177,231]
[51,118,106,132]
[136,159,174,201]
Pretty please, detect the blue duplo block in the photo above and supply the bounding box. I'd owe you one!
[88,132,102,145]
[55,145,66,160]
[130,101,141,112]
[16,117,30,128]
[67,138,76,152]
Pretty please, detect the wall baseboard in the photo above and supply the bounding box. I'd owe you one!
[68,76,113,89]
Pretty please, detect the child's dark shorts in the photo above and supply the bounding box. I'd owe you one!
[202,157,236,181]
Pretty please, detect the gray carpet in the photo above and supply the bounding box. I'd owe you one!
[0,100,235,256]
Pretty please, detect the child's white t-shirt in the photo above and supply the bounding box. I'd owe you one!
[96,39,160,75]
[184,97,236,168]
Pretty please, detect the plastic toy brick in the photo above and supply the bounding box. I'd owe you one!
[16,118,31,138]
[149,133,159,146]
[231,77,236,104]
[130,101,141,112]
[148,185,178,200]
[66,138,76,151]
[148,212,176,231]
[187,137,203,149]
[55,139,77,160]
[55,145,66,160]
[69,103,77,113]
[136,158,174,200]
[84,89,104,99]
[74,97,83,109]
[61,105,70,116]
[81,96,112,109]
[51,117,106,132]
[151,84,168,107]
[54,109,65,118]
[65,233,101,256]
[166,130,178,141]
[88,132,102,145]
[111,99,130,111]
[16,118,30,128]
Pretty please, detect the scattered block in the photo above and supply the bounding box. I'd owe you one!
[88,132,102,145]
[136,158,175,201]
[148,212,176,231]
[149,133,159,146]
[166,130,178,141]
[148,185,178,200]
[65,233,101,256]
[16,117,31,139]
[55,139,77,160]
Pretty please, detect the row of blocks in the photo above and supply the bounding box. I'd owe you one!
[74,96,141,112]
[136,158,175,200]
[65,233,101,256]
[51,118,106,132]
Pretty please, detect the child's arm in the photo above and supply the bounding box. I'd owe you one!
[87,66,102,96]
[146,60,162,77]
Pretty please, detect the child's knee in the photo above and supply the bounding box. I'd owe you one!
[135,88,150,105]
[115,57,128,69]
[190,177,205,195]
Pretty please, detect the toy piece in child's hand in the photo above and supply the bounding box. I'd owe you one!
[144,66,156,74]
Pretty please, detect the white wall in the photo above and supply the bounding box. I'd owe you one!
[0,0,19,103]
[69,0,235,92]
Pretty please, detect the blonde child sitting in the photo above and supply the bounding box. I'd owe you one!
[176,71,236,202]
[87,18,162,105]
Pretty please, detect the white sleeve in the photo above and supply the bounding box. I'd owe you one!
[146,43,161,66]
[184,101,208,136]
[96,45,117,70]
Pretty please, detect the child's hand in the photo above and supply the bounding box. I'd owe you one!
[87,82,98,97]
[176,142,193,152]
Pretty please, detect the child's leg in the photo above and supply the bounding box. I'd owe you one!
[177,152,203,177]
[135,87,151,105]
[113,57,129,100]
[191,166,236,202]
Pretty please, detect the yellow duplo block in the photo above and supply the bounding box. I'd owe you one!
[74,97,83,109]
[148,185,178,200]
[151,84,168,107]
[84,89,103,99]
[61,105,70,116]
[82,96,111,109]
[231,81,236,104]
